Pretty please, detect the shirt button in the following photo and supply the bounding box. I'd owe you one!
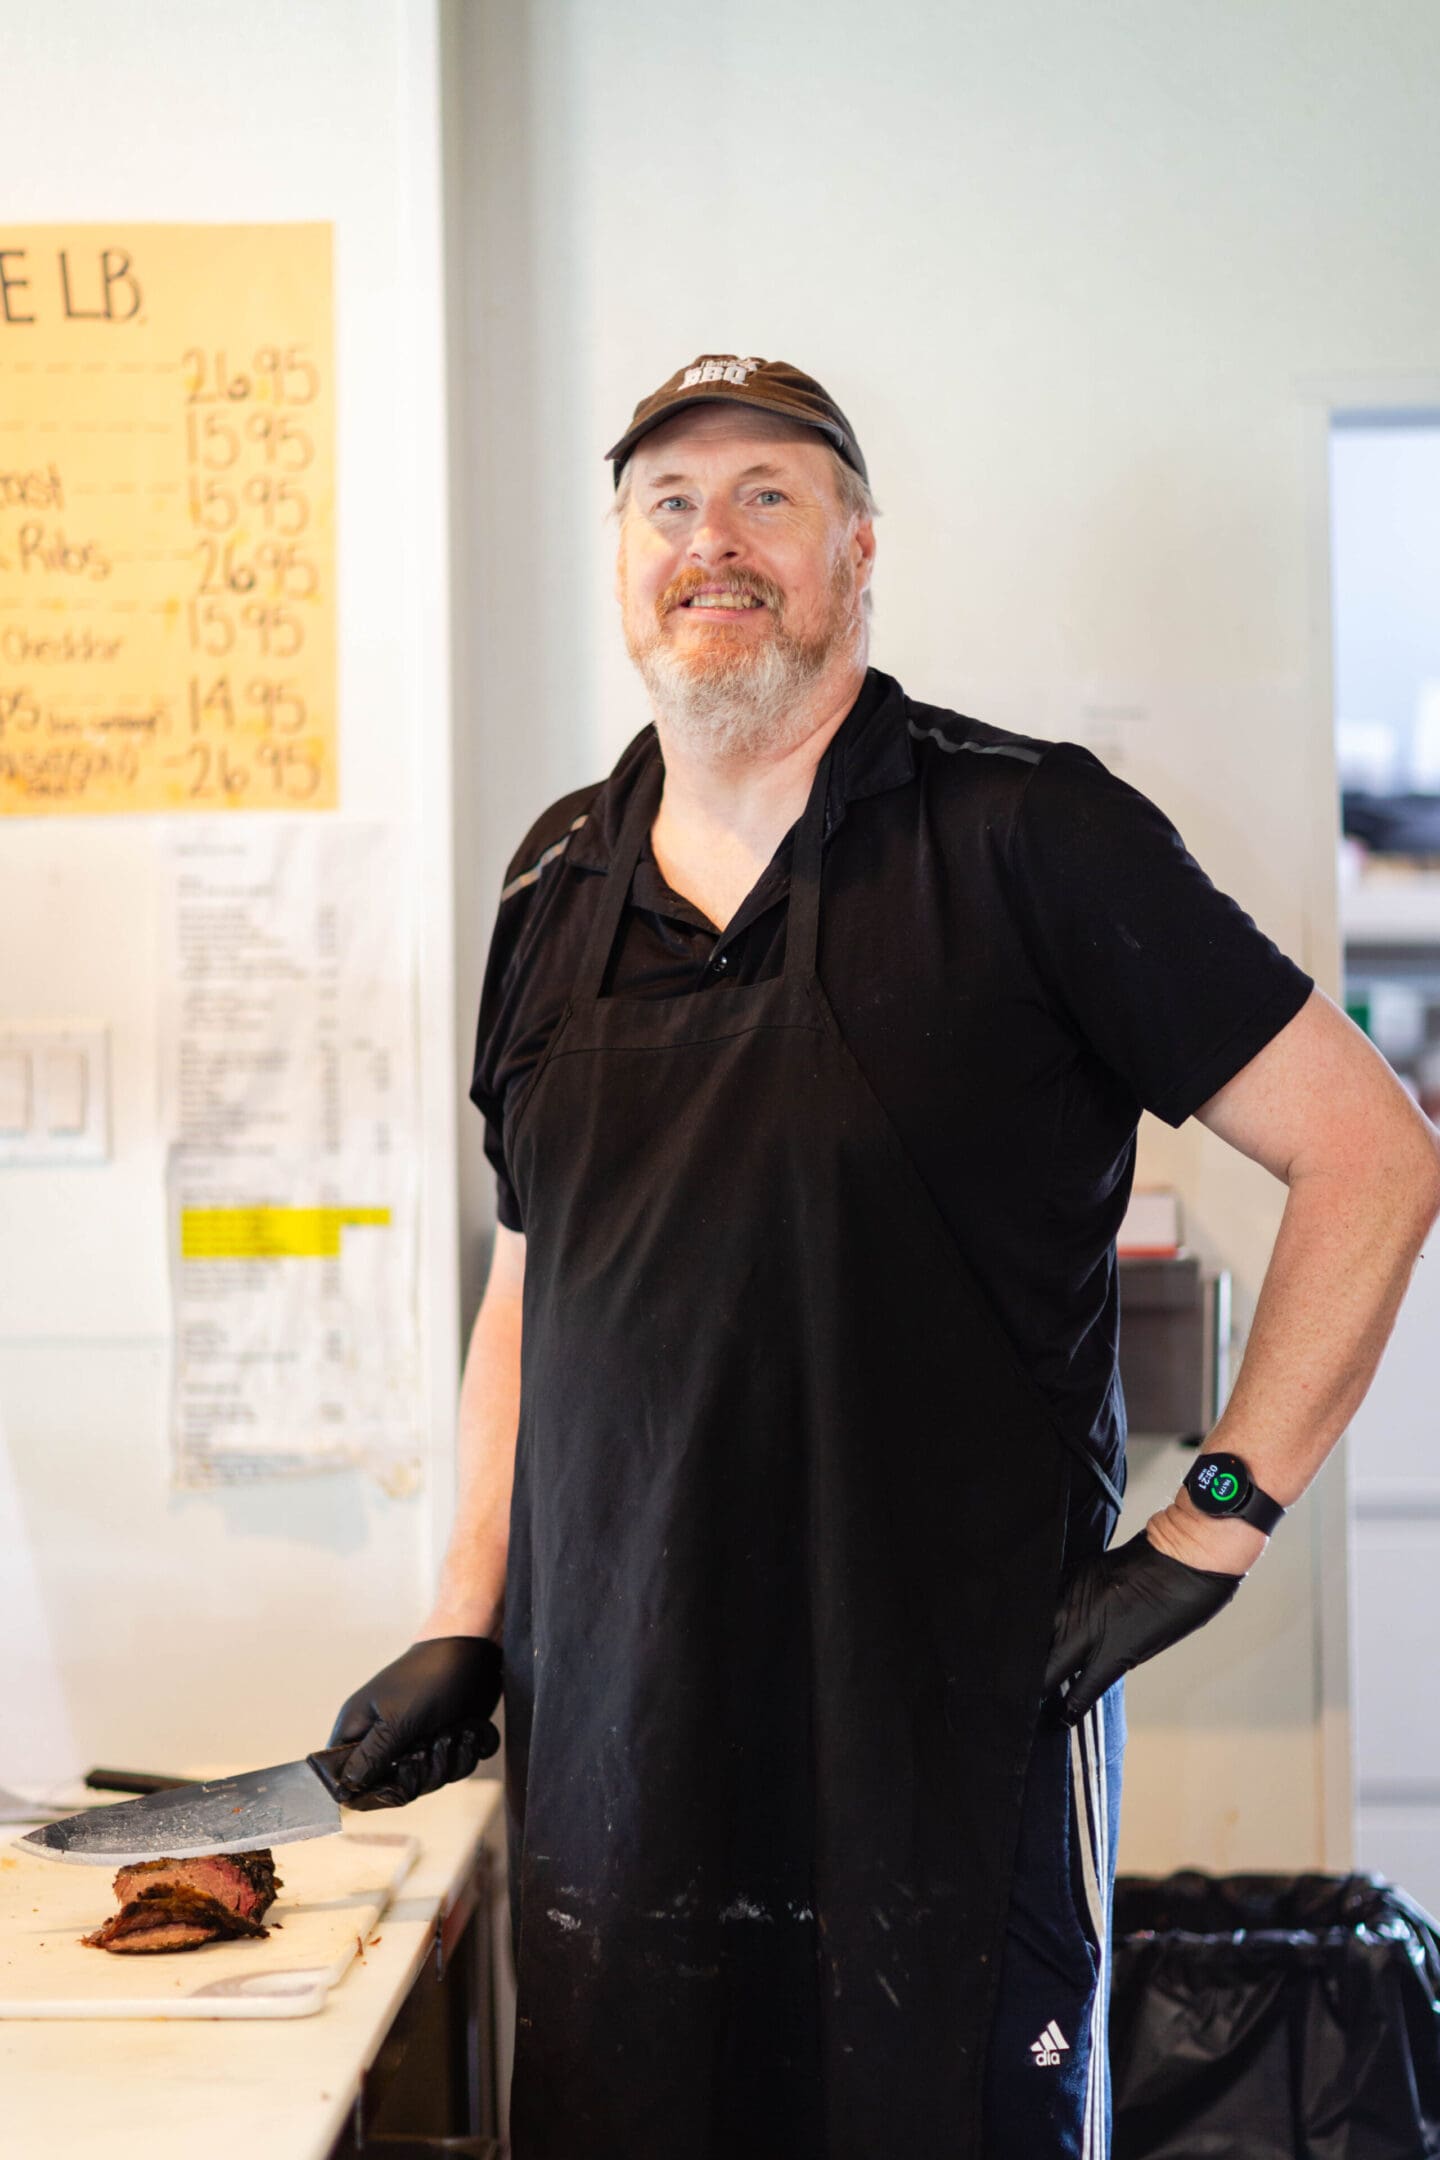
[714,953,728,972]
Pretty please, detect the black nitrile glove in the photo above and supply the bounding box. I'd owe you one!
[314,1636,503,1811]
[1044,1531,1244,1726]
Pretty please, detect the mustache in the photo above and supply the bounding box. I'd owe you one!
[658,568,787,616]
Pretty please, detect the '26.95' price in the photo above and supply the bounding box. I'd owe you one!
[195,536,317,600]
[163,737,322,801]
[182,345,319,407]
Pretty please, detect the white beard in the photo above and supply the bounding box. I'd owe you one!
[625,561,867,763]
[630,627,854,760]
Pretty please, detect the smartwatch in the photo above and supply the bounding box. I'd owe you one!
[1183,1453,1286,1534]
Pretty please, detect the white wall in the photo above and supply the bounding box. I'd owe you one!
[449,0,1440,1872]
[0,0,457,1779]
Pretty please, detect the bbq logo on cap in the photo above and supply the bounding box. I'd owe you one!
[680,358,763,388]
[606,354,870,487]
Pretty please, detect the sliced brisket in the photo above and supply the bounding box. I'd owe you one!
[82,1848,282,1955]
[112,1849,280,1919]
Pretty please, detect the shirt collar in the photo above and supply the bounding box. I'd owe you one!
[827,666,915,815]
[567,668,915,874]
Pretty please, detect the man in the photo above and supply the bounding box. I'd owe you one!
[322,358,1440,2159]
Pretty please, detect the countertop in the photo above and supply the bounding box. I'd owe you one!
[0,1770,505,2160]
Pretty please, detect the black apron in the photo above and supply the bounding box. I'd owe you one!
[502,734,1121,2160]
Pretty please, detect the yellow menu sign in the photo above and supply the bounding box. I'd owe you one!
[0,224,335,814]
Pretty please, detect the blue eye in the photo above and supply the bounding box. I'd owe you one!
[755,490,785,505]
[654,495,690,513]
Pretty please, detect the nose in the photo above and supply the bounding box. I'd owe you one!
[686,499,743,568]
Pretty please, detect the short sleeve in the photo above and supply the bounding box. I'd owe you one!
[470,913,526,1233]
[468,780,603,1234]
[1007,743,1314,1128]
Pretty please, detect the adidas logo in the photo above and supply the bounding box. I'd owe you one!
[1029,2020,1070,2068]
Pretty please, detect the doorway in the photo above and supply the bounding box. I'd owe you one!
[1330,410,1440,1916]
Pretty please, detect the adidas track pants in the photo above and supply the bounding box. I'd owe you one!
[983,1678,1126,2158]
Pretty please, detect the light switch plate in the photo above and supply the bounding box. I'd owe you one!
[0,1026,109,1165]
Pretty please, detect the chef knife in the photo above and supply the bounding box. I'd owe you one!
[12,1745,360,1865]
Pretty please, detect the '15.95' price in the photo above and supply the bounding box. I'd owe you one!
[186,409,315,471]
[188,472,310,535]
[188,598,304,659]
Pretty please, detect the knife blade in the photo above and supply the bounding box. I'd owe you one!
[12,1745,356,1865]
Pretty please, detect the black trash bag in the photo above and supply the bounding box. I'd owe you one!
[1110,1870,1440,2160]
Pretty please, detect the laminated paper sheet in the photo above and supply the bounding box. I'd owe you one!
[159,820,421,1488]
[0,223,335,814]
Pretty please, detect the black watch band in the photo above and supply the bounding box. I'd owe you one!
[1183,1453,1286,1534]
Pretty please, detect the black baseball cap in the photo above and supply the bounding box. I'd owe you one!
[606,355,868,487]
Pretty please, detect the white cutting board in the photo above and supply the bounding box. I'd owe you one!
[0,1828,418,2019]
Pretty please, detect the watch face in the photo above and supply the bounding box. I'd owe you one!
[1190,1455,1251,1515]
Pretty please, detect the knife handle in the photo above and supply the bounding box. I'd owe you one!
[306,1742,360,1802]
[83,1768,204,1795]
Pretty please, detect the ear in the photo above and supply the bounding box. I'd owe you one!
[852,515,876,592]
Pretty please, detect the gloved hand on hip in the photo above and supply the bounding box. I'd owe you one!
[1044,1531,1243,1726]
[313,1636,504,1810]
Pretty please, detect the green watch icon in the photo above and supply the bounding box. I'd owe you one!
[1185,1453,1286,1532]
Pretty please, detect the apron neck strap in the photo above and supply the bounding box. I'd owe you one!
[783,745,831,985]
[573,737,834,1004]
[573,745,663,1004]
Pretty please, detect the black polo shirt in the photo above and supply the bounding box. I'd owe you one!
[470,669,1314,1560]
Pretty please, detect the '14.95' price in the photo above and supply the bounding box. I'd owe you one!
[188,673,308,735]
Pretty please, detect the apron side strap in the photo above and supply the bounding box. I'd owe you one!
[1059,1432,1125,1516]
